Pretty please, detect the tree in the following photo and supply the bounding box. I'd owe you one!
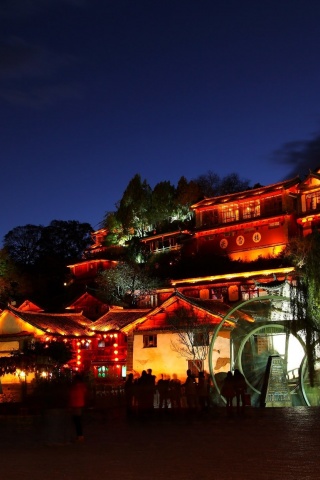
[39,220,92,261]
[101,212,125,247]
[284,230,320,385]
[3,220,93,310]
[0,340,73,377]
[174,176,202,222]
[116,174,152,237]
[218,173,251,195]
[194,171,251,197]
[4,221,93,266]
[150,181,176,230]
[4,224,43,265]
[168,306,214,373]
[97,261,161,307]
[194,170,220,197]
[0,249,32,307]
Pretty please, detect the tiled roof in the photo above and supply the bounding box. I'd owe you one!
[8,306,93,337]
[130,292,254,333]
[17,300,44,312]
[191,177,299,209]
[90,308,151,331]
[188,297,254,323]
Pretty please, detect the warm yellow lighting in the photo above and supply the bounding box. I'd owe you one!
[171,267,295,286]
[115,357,119,361]
[114,350,118,354]
[113,343,118,347]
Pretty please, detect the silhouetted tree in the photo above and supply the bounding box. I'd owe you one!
[4,224,43,265]
[168,306,213,372]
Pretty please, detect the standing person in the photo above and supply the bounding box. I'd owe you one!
[124,373,135,420]
[183,369,197,419]
[69,373,87,442]
[234,369,247,414]
[137,370,148,420]
[157,374,170,410]
[146,368,156,416]
[170,374,182,411]
[221,371,235,417]
[197,371,209,414]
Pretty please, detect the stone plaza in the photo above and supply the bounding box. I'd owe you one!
[0,406,319,480]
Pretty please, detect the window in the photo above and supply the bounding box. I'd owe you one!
[192,332,209,346]
[202,210,219,227]
[221,204,239,223]
[143,335,157,348]
[242,200,260,219]
[97,365,109,378]
[306,191,320,211]
[263,195,282,215]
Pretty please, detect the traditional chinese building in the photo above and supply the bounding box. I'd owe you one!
[120,291,253,382]
[65,291,110,320]
[296,168,320,236]
[0,306,94,390]
[190,177,300,262]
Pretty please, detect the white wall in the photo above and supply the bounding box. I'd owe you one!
[132,331,230,383]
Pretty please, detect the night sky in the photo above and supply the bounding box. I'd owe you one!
[2,0,320,246]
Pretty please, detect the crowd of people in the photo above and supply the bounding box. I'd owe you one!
[124,368,213,420]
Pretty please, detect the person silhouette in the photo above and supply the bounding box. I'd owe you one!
[124,373,135,420]
[69,373,87,442]
[183,369,197,419]
[221,371,235,417]
[233,369,247,414]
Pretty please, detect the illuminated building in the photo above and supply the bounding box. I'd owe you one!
[65,291,111,320]
[189,177,300,262]
[1,169,320,406]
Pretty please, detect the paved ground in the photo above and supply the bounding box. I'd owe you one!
[0,406,319,480]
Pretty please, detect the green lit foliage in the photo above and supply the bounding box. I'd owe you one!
[101,171,251,257]
[150,181,176,230]
[116,174,152,237]
[101,212,126,247]
[174,176,202,222]
[284,230,320,385]
[97,261,161,307]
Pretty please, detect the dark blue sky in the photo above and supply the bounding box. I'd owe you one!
[2,0,320,245]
